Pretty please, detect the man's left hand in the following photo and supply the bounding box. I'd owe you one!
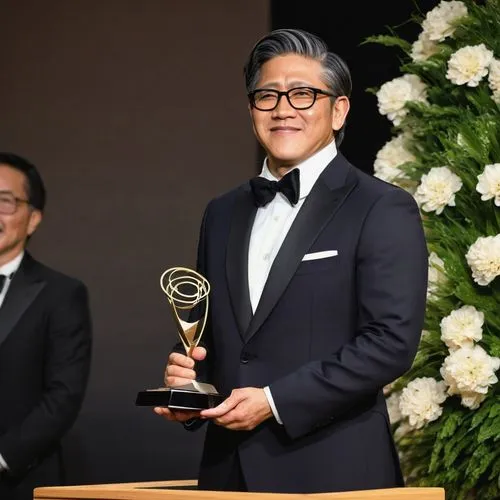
[200,387,272,431]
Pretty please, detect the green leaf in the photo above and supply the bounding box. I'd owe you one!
[363,35,411,52]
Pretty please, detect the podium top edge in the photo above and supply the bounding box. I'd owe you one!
[34,482,445,500]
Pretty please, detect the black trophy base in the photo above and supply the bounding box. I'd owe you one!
[136,383,224,410]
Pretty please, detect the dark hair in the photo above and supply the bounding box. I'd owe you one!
[243,28,352,146]
[0,152,46,211]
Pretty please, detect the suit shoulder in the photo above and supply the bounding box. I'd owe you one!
[353,166,417,207]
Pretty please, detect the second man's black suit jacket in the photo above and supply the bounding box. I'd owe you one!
[0,253,92,500]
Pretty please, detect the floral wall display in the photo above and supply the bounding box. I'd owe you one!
[367,1,500,498]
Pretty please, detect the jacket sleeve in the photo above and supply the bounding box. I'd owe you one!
[270,189,428,440]
[0,281,92,476]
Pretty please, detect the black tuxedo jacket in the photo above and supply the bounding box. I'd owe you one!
[0,253,92,500]
[188,154,428,493]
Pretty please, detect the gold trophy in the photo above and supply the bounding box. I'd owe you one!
[136,267,223,410]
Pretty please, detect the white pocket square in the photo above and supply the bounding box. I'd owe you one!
[302,250,338,261]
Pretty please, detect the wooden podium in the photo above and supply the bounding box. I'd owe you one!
[34,480,445,500]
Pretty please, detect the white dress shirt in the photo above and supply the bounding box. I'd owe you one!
[0,250,24,471]
[248,141,338,423]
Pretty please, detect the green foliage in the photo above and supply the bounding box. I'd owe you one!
[369,1,500,498]
[363,34,412,53]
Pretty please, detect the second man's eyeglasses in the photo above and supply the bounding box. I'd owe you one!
[0,192,30,215]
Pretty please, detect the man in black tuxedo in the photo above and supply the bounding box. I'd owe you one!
[157,29,428,493]
[0,153,92,500]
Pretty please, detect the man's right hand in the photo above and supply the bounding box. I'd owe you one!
[154,346,207,423]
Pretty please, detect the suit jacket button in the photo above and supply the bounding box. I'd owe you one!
[240,353,249,364]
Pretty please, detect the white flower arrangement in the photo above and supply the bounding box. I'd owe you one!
[476,163,500,206]
[440,345,500,409]
[376,74,427,125]
[446,43,494,87]
[370,1,500,495]
[440,305,484,351]
[421,1,468,42]
[465,234,500,286]
[399,377,448,429]
[373,134,416,184]
[414,166,462,214]
[411,31,439,62]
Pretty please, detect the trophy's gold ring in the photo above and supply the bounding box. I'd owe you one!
[160,267,210,308]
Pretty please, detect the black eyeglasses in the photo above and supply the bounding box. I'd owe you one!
[0,192,30,215]
[248,86,335,111]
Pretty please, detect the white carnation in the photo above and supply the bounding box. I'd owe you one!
[414,166,462,214]
[422,1,468,42]
[476,163,500,206]
[440,345,500,409]
[428,252,448,298]
[399,377,447,429]
[440,305,484,351]
[465,234,500,286]
[377,74,428,125]
[492,90,500,105]
[386,392,403,424]
[374,134,416,183]
[411,30,439,62]
[446,44,494,87]
[488,59,500,93]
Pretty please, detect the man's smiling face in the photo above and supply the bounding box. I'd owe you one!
[249,54,349,175]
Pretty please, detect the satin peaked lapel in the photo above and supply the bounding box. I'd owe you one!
[0,254,46,349]
[244,155,358,343]
[226,186,257,340]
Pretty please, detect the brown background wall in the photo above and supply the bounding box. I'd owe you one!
[0,0,269,484]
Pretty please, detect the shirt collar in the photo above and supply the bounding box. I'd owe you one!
[0,251,24,277]
[260,140,338,200]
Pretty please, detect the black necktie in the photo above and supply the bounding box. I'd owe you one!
[0,275,6,293]
[249,168,300,208]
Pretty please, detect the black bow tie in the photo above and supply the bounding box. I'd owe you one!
[249,168,300,208]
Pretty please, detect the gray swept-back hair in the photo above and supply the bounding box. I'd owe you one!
[244,28,352,146]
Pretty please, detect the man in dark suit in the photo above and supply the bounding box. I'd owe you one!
[156,29,428,493]
[0,153,92,500]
